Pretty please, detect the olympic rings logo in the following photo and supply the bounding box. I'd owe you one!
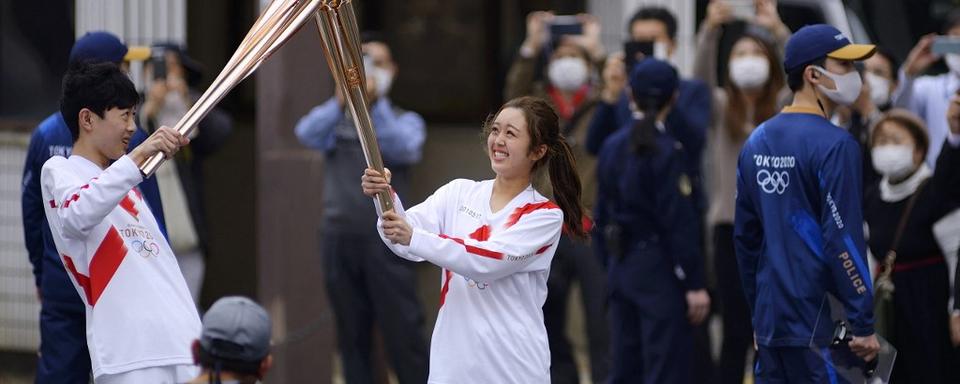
[132,240,160,258]
[756,169,789,194]
[463,276,489,290]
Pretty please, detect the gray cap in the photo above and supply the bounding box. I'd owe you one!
[200,296,272,362]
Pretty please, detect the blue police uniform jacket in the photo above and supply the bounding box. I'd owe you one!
[21,112,167,304]
[594,123,705,293]
[734,105,874,347]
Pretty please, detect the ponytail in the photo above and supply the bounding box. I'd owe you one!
[548,137,587,238]
[497,96,588,239]
[631,95,666,155]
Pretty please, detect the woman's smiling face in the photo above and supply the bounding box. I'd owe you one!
[486,107,545,179]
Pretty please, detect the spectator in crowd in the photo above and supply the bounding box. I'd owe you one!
[504,10,609,383]
[864,107,960,382]
[692,1,789,383]
[188,296,274,384]
[844,47,900,187]
[892,9,960,168]
[595,58,709,384]
[140,43,234,304]
[586,6,711,212]
[293,34,429,384]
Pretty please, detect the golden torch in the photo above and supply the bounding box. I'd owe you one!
[138,0,394,212]
[314,0,393,212]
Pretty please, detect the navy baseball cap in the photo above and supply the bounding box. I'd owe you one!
[629,58,679,102]
[200,296,272,362]
[783,24,876,72]
[68,31,150,65]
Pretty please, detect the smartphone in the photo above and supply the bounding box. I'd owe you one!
[932,36,960,55]
[549,15,583,39]
[151,49,167,80]
[624,41,654,70]
[728,0,755,21]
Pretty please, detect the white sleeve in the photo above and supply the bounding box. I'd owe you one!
[407,205,562,282]
[40,156,143,240]
[891,70,928,114]
[374,180,461,262]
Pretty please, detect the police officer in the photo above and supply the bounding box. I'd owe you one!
[595,58,710,384]
[734,24,881,382]
[20,31,166,383]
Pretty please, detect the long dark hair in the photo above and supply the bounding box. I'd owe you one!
[723,34,784,141]
[484,96,587,238]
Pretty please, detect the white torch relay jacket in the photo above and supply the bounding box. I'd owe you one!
[40,155,201,378]
[376,178,563,384]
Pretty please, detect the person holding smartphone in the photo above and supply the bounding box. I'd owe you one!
[892,9,960,168]
[139,44,233,305]
[586,6,712,228]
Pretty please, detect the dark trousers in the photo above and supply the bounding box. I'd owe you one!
[321,229,429,384]
[608,289,691,384]
[889,262,958,383]
[714,224,753,384]
[36,300,90,384]
[607,247,692,384]
[755,346,844,384]
[542,236,609,384]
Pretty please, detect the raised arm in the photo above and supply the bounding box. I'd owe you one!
[892,35,938,113]
[371,100,426,166]
[294,97,343,151]
[692,0,730,89]
[405,205,562,282]
[41,156,144,240]
[932,95,960,212]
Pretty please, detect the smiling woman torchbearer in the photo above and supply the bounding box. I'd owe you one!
[360,96,586,384]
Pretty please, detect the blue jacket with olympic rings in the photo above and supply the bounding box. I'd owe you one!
[734,105,874,347]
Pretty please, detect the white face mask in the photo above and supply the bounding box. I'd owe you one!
[812,66,863,106]
[946,54,960,76]
[729,56,770,90]
[548,57,589,91]
[864,71,891,107]
[364,57,393,98]
[653,41,669,61]
[872,144,916,179]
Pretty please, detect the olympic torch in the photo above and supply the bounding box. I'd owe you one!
[315,0,393,212]
[137,0,393,213]
[139,0,324,176]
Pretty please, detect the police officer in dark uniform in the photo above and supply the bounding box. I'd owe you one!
[734,25,881,382]
[595,58,710,384]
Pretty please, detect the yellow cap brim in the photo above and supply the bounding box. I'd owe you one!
[827,44,876,61]
[124,46,151,62]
